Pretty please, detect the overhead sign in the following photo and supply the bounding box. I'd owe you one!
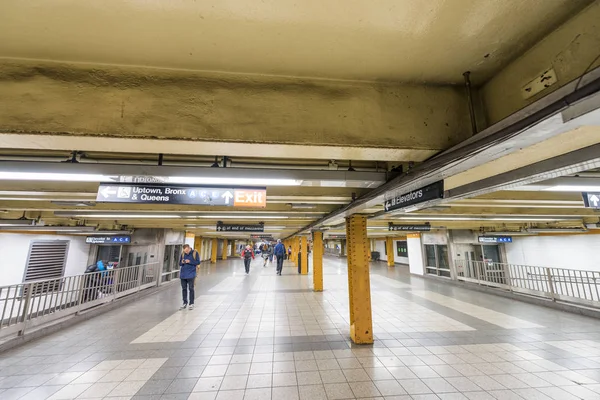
[478,236,512,243]
[389,223,431,232]
[96,184,267,208]
[384,181,444,212]
[216,223,264,232]
[86,236,131,244]
[582,192,600,208]
[251,234,274,241]
[119,176,167,183]
[327,235,346,239]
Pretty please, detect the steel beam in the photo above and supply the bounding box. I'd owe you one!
[211,238,218,263]
[345,215,373,344]
[313,231,323,292]
[300,236,308,275]
[386,237,394,267]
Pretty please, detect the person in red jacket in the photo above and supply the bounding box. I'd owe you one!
[241,245,255,274]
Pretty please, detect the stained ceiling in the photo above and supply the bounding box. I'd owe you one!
[0,0,591,83]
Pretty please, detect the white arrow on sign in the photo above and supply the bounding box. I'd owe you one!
[590,194,599,207]
[384,201,390,212]
[221,191,233,204]
[100,186,117,199]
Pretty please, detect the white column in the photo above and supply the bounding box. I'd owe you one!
[407,233,425,275]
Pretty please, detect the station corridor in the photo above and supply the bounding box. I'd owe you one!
[1,258,600,400]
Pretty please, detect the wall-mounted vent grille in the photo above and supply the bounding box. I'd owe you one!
[23,240,69,294]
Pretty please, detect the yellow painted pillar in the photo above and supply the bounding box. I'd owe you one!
[340,240,345,257]
[346,215,373,344]
[300,236,308,275]
[292,237,299,263]
[211,238,218,263]
[386,237,395,267]
[194,236,203,255]
[222,239,228,261]
[313,231,323,292]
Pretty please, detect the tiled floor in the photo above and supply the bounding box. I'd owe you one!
[1,256,600,400]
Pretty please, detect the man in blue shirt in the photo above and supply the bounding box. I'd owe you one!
[179,244,200,310]
[274,239,286,276]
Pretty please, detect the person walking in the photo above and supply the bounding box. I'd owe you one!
[241,245,255,274]
[179,244,200,310]
[274,239,286,275]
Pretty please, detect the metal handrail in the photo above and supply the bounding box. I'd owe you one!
[0,262,160,339]
[454,259,600,308]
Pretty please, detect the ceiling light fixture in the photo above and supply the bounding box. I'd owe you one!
[0,218,35,226]
[195,215,289,219]
[70,214,182,219]
[526,227,587,233]
[544,185,600,192]
[167,177,301,186]
[0,172,109,182]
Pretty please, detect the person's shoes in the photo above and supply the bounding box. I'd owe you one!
[180,303,187,310]
[189,304,195,310]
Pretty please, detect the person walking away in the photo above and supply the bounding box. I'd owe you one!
[274,239,286,275]
[179,244,200,310]
[287,246,292,260]
[241,245,254,274]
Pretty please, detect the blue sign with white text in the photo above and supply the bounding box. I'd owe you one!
[478,236,512,244]
[86,236,131,245]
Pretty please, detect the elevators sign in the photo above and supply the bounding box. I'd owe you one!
[384,181,444,212]
[96,184,267,207]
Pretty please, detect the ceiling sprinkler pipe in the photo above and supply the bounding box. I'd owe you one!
[463,71,478,136]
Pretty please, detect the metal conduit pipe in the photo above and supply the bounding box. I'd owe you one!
[463,71,478,136]
[0,155,382,171]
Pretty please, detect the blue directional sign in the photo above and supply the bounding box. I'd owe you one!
[478,236,512,244]
[86,236,131,244]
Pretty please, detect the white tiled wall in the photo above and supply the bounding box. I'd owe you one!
[0,233,91,285]
[505,234,600,271]
[374,239,409,265]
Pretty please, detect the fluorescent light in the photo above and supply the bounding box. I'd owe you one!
[0,219,35,226]
[0,172,302,186]
[0,172,108,182]
[72,214,182,219]
[544,185,600,192]
[196,215,288,219]
[0,226,96,232]
[168,177,301,186]
[526,227,587,233]
[392,215,574,222]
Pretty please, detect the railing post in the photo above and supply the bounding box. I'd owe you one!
[75,275,86,315]
[502,263,512,291]
[18,283,34,336]
[546,268,556,301]
[137,265,145,291]
[112,269,120,300]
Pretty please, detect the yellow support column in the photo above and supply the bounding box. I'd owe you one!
[292,237,299,263]
[300,236,308,275]
[346,215,373,344]
[386,237,395,267]
[222,239,228,261]
[194,236,203,255]
[211,238,218,263]
[313,231,323,292]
